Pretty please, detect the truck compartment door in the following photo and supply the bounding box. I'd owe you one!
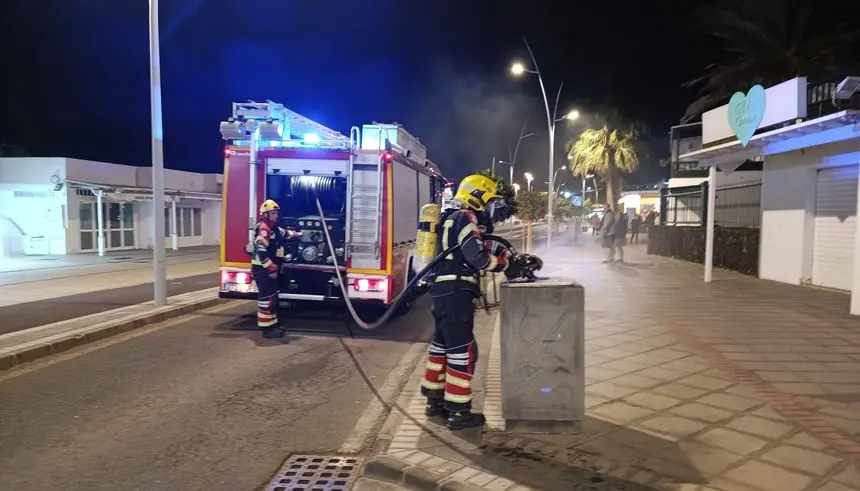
[348,152,382,270]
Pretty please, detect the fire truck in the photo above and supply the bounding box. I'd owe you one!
[218,101,447,310]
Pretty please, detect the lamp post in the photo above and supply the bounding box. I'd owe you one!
[511,42,578,249]
[524,172,534,191]
[509,121,534,184]
[149,0,167,306]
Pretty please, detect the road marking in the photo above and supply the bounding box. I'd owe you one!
[338,341,426,453]
[0,301,243,384]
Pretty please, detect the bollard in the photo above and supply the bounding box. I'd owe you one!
[499,279,585,433]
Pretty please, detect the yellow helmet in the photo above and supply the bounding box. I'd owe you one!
[259,199,280,215]
[454,174,501,212]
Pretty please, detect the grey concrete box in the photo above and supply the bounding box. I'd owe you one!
[499,279,584,432]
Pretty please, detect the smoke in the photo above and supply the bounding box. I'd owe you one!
[405,60,550,182]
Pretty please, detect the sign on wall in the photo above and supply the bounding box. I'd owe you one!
[702,77,807,145]
[728,85,766,147]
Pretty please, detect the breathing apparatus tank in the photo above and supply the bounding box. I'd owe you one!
[413,203,441,274]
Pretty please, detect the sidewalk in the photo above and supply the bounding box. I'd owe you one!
[0,246,219,306]
[367,234,860,491]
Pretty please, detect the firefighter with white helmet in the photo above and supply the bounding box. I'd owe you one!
[251,199,298,338]
[420,174,524,430]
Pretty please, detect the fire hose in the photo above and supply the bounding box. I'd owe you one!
[314,197,542,330]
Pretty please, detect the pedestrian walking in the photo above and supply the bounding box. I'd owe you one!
[630,214,642,244]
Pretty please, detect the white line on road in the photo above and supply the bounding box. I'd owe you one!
[0,301,243,384]
[338,341,426,454]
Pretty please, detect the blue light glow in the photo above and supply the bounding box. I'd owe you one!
[303,133,320,144]
[762,124,860,156]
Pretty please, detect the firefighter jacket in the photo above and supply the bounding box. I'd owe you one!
[251,219,287,274]
[431,208,509,297]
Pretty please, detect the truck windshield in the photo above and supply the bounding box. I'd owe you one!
[265,174,347,219]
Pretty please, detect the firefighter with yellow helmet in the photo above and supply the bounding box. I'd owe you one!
[251,199,299,338]
[420,174,524,430]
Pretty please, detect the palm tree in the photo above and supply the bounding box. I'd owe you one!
[682,0,860,122]
[566,122,641,207]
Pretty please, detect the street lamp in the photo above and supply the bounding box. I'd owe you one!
[149,0,167,306]
[524,172,534,191]
[510,40,579,249]
[513,183,521,197]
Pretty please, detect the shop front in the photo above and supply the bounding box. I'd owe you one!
[678,76,860,313]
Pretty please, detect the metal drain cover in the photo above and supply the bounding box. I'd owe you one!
[266,454,364,491]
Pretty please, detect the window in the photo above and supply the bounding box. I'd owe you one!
[80,203,93,230]
[164,208,171,237]
[108,203,121,229]
[122,203,133,228]
[182,208,192,237]
[193,208,202,236]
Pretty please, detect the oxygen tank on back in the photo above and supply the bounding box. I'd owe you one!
[413,203,441,274]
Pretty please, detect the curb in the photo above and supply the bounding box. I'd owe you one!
[0,289,224,371]
[362,456,488,491]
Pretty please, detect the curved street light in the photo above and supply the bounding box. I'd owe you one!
[510,41,578,248]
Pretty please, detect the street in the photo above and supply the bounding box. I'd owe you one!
[0,299,434,491]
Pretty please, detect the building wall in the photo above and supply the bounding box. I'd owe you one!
[668,170,763,189]
[671,136,702,161]
[759,139,860,286]
[135,199,221,250]
[1,157,222,255]
[0,158,68,256]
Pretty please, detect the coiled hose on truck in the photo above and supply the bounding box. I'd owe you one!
[314,196,512,331]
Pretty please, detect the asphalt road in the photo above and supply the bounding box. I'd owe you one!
[0,273,218,336]
[0,300,435,491]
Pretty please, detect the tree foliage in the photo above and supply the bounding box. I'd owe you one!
[682,0,860,122]
[565,119,642,207]
[477,168,518,222]
[552,196,575,221]
[516,190,546,222]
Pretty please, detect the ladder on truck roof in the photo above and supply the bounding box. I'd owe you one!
[230,100,351,146]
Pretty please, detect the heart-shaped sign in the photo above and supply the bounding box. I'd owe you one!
[727,84,766,147]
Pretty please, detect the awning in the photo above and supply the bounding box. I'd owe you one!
[65,179,221,202]
[679,110,860,167]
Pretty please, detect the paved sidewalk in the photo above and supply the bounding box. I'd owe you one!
[0,288,222,371]
[368,235,860,491]
[0,246,219,306]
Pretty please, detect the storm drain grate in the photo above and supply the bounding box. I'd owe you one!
[265,454,364,491]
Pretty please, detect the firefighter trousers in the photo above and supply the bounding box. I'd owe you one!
[421,289,478,413]
[252,267,280,330]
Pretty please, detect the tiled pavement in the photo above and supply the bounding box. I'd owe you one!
[372,234,860,491]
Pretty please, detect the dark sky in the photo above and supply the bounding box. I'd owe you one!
[0,0,716,189]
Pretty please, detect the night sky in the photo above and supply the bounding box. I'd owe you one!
[1,0,718,189]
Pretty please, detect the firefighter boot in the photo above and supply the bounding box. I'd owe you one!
[425,399,448,421]
[262,326,286,339]
[447,411,486,431]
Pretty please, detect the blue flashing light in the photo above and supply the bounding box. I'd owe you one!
[303,133,321,145]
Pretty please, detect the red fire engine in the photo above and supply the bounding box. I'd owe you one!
[218,101,447,310]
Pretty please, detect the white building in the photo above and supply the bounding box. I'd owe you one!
[678,76,860,313]
[0,157,222,257]
[668,123,763,189]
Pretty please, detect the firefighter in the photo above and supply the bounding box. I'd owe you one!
[421,174,523,430]
[251,199,297,339]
